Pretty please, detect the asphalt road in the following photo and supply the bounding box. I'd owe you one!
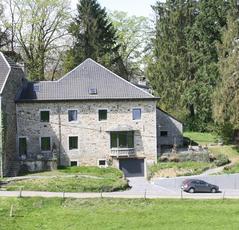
[1,174,239,199]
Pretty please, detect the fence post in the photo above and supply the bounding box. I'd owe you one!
[222,191,225,200]
[181,189,183,199]
[144,189,147,200]
[9,204,14,217]
[19,187,22,198]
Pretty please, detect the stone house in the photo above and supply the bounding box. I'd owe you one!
[0,52,183,177]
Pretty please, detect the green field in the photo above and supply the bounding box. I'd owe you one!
[0,198,239,230]
[183,132,219,145]
[1,167,128,192]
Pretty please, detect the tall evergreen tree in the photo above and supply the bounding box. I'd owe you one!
[147,0,198,121]
[64,0,121,76]
[213,1,239,141]
[148,0,230,131]
[184,0,230,131]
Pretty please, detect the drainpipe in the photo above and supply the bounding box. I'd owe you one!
[57,105,62,166]
[0,96,3,178]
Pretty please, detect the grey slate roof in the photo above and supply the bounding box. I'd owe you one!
[0,53,11,94]
[17,59,157,102]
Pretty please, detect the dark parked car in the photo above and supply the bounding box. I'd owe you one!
[181,179,219,193]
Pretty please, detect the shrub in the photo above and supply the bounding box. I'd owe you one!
[169,155,180,162]
[214,154,230,167]
[159,156,169,162]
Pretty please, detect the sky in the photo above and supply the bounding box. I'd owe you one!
[71,0,157,17]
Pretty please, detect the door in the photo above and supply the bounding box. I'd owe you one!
[119,159,144,177]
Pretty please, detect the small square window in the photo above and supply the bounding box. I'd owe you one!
[98,159,107,167]
[160,131,168,137]
[69,136,78,150]
[71,161,78,166]
[40,111,50,122]
[19,137,27,156]
[99,109,107,121]
[68,110,78,122]
[41,137,51,151]
[132,108,141,120]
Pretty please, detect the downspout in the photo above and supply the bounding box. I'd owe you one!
[0,96,3,178]
[57,105,62,166]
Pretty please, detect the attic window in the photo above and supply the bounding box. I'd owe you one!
[88,88,97,95]
[33,85,40,92]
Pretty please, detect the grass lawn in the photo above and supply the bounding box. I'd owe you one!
[150,161,214,178]
[183,131,218,145]
[223,163,239,174]
[0,198,239,230]
[1,167,128,192]
[208,145,239,159]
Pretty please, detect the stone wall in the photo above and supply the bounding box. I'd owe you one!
[156,108,183,152]
[16,100,157,169]
[1,67,25,176]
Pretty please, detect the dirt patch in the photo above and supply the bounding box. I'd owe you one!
[153,168,192,178]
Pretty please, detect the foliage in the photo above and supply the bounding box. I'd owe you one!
[213,3,239,141]
[110,11,153,80]
[1,166,128,192]
[1,198,239,229]
[5,0,71,81]
[148,0,232,131]
[0,4,10,50]
[64,0,121,76]
[214,153,230,167]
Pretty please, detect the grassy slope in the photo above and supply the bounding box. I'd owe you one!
[0,198,239,230]
[1,167,128,192]
[183,132,218,145]
[184,132,239,174]
[150,162,214,177]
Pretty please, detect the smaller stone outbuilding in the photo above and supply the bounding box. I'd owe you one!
[156,108,183,154]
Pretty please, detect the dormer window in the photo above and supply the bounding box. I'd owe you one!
[88,88,97,95]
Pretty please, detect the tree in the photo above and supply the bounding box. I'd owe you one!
[147,0,197,121]
[6,0,71,81]
[109,11,153,80]
[64,0,121,77]
[0,3,10,50]
[147,0,230,131]
[213,2,239,141]
[184,0,230,131]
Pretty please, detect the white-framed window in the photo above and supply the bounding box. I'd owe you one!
[70,161,78,167]
[98,159,107,168]
[98,109,108,121]
[69,136,78,150]
[18,137,27,156]
[132,108,141,120]
[40,110,50,122]
[68,109,78,122]
[40,137,51,152]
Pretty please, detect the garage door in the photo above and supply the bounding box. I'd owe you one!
[119,159,144,177]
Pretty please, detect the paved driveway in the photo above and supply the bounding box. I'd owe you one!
[152,173,239,191]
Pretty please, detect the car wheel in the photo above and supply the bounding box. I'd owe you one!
[188,188,195,193]
[211,188,217,193]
